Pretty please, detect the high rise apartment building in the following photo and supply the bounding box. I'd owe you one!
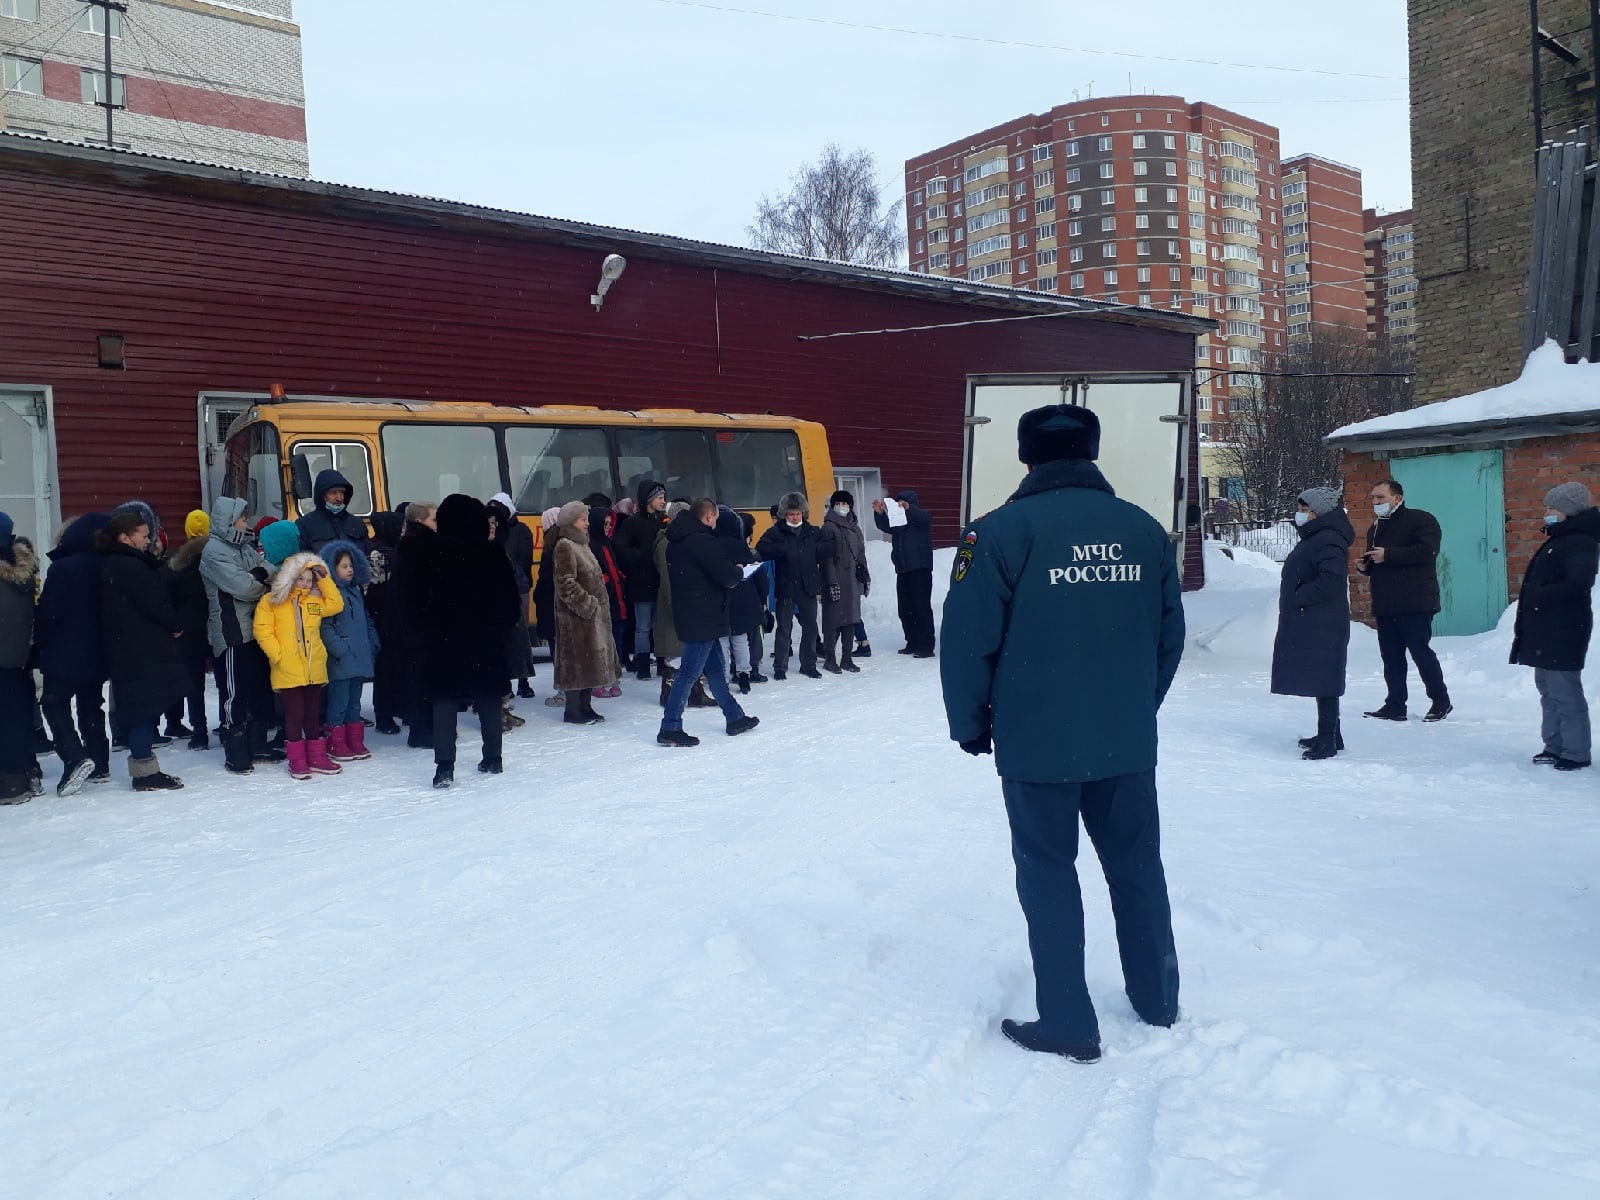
[905,97,1289,439]
[1280,154,1366,346]
[0,0,307,176]
[1363,207,1416,349]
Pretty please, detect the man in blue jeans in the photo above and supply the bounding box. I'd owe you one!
[941,403,1184,1064]
[658,498,761,748]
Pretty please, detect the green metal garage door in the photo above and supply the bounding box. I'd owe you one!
[1390,449,1507,635]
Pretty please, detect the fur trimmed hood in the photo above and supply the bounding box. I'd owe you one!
[320,538,372,588]
[0,536,37,588]
[269,552,328,604]
[167,535,207,573]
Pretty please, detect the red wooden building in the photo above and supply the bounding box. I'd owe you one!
[0,134,1211,583]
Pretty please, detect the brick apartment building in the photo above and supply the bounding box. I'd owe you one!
[0,0,307,176]
[1280,154,1367,346]
[1363,207,1416,348]
[1407,0,1595,403]
[904,96,1289,444]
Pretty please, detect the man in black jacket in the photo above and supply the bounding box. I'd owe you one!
[756,491,828,680]
[296,468,370,554]
[873,488,936,657]
[1357,478,1452,722]
[658,499,759,747]
[614,480,668,679]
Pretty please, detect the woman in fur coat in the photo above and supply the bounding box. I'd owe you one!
[551,500,620,725]
[820,489,869,673]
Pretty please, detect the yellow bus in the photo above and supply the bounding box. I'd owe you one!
[219,399,835,538]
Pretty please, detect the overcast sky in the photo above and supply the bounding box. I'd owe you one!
[298,0,1411,249]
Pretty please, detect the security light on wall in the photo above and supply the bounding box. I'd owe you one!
[591,254,627,310]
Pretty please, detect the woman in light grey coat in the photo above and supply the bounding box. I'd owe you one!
[820,490,870,673]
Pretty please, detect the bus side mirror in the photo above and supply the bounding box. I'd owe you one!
[291,453,314,505]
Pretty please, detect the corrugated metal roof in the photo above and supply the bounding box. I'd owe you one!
[0,130,1213,336]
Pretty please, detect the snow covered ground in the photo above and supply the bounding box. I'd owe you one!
[4,541,1599,1198]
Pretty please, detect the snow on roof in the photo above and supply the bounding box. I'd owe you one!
[1327,341,1600,444]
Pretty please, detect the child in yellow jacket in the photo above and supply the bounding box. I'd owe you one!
[254,552,344,780]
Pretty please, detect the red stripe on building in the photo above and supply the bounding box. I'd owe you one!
[37,59,306,143]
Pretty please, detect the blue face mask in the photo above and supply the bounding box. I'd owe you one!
[326,501,346,515]
[1294,512,1310,526]
[1545,514,1560,526]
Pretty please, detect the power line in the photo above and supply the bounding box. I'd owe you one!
[650,0,1401,81]
[118,13,201,155]
[0,7,85,101]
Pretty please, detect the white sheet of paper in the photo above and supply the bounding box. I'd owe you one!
[742,561,765,580]
[883,500,908,528]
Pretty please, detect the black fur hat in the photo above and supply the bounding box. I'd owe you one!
[828,489,855,509]
[1017,404,1100,465]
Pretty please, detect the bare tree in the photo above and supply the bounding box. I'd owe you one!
[749,144,904,267]
[1215,329,1414,522]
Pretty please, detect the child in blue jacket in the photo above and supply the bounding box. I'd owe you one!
[321,539,379,761]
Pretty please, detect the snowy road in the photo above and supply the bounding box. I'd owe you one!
[4,544,1598,1198]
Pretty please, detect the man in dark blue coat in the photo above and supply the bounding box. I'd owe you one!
[35,512,113,793]
[940,404,1184,1064]
[873,488,936,657]
[296,468,369,553]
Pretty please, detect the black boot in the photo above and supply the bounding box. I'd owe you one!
[1302,698,1342,760]
[659,664,676,708]
[635,658,653,682]
[248,720,287,764]
[222,727,255,775]
[736,671,751,694]
[688,679,717,708]
[433,762,454,788]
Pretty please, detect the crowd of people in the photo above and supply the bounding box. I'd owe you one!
[0,469,941,801]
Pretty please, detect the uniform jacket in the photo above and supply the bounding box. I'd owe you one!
[402,495,520,700]
[253,554,344,690]
[100,539,183,724]
[613,482,667,603]
[551,524,622,691]
[36,514,110,685]
[756,519,828,601]
[940,458,1184,784]
[164,536,210,663]
[666,510,742,643]
[821,508,869,630]
[0,538,38,672]
[1510,508,1600,672]
[296,468,369,553]
[320,539,381,681]
[714,507,764,634]
[874,489,934,574]
[1271,509,1354,699]
[1358,503,1442,617]
[201,496,270,655]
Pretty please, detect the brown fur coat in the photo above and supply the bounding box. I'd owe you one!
[552,526,621,691]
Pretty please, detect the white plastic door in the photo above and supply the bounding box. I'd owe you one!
[0,388,59,553]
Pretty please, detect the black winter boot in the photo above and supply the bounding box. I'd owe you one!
[248,721,286,764]
[1301,698,1342,760]
[635,658,653,682]
[659,665,676,708]
[688,679,717,708]
[736,672,751,695]
[222,727,255,775]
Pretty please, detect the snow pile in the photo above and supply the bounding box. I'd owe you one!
[1330,340,1600,441]
[1203,538,1282,589]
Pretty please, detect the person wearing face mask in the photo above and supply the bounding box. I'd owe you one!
[1271,487,1354,761]
[820,490,870,673]
[1356,478,1450,722]
[1509,482,1600,772]
[296,468,370,555]
[756,492,827,680]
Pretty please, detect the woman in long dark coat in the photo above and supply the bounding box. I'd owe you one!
[1271,487,1353,761]
[98,511,185,790]
[820,489,869,674]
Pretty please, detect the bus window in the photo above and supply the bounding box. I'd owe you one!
[505,426,614,512]
[711,429,805,511]
[616,428,713,503]
[291,441,373,516]
[223,422,286,522]
[382,424,499,507]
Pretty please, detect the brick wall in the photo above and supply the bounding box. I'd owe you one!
[1340,430,1600,621]
[1407,0,1594,405]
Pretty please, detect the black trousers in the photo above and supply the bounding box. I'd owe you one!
[774,595,819,670]
[1376,612,1447,708]
[432,695,501,767]
[41,675,110,773]
[896,568,936,654]
[0,667,37,777]
[164,657,208,731]
[1001,771,1179,1046]
[217,642,273,731]
[372,644,404,723]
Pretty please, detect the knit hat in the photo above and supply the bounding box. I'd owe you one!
[541,506,562,531]
[259,520,302,566]
[184,509,211,539]
[557,500,589,527]
[490,491,516,513]
[1296,487,1341,517]
[1545,481,1593,516]
[1018,404,1100,465]
[665,500,691,522]
[637,479,666,507]
[829,489,855,508]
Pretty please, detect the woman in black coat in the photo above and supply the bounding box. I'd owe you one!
[365,508,406,734]
[403,493,520,787]
[1509,482,1600,770]
[98,511,184,790]
[1271,488,1353,761]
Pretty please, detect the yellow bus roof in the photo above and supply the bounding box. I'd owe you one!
[236,399,822,431]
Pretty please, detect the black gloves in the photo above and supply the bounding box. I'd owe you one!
[829,583,842,602]
[855,563,869,585]
[249,566,270,583]
[763,611,775,634]
[960,733,992,756]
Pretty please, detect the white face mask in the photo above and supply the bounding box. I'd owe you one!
[1373,502,1392,518]
[1294,512,1311,526]
[833,505,851,517]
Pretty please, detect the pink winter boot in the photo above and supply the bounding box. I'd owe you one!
[286,740,311,781]
[344,721,371,760]
[305,738,343,775]
[327,724,357,762]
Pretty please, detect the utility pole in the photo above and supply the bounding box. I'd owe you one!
[86,0,129,147]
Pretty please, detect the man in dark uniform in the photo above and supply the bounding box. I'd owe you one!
[940,404,1185,1064]
[1357,478,1451,722]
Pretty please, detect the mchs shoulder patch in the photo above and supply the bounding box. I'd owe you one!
[954,545,974,583]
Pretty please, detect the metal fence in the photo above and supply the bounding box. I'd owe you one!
[1208,520,1299,563]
